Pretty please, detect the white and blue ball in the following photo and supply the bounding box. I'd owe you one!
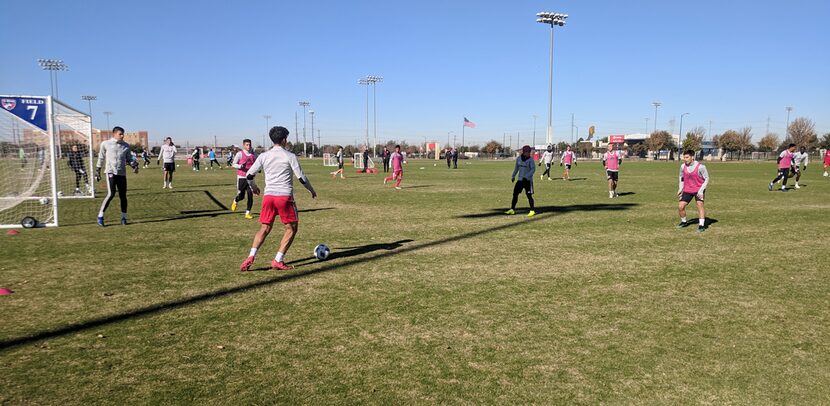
[314,244,331,260]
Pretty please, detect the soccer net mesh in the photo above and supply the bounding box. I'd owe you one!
[53,99,94,198]
[353,153,375,169]
[323,153,337,166]
[0,102,56,228]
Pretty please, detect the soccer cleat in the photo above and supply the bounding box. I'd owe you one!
[781,187,788,192]
[676,222,689,229]
[795,184,801,189]
[239,256,255,272]
[505,209,515,215]
[230,200,238,212]
[697,225,706,233]
[609,191,614,199]
[548,177,553,181]
[768,182,773,191]
[244,213,254,219]
[121,218,128,226]
[97,216,105,227]
[824,171,828,177]
[395,186,402,190]
[527,210,536,217]
[540,174,544,180]
[271,260,294,271]
[383,178,388,185]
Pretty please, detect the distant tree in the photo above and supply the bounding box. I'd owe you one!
[645,130,674,160]
[468,145,480,153]
[819,133,830,149]
[555,141,568,152]
[757,133,780,152]
[787,117,817,150]
[717,130,741,159]
[343,145,356,156]
[577,141,593,157]
[736,127,754,160]
[682,127,705,152]
[483,140,502,155]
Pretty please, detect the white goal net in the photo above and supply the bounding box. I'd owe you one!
[0,95,58,228]
[53,99,95,198]
[323,153,337,166]
[353,153,375,169]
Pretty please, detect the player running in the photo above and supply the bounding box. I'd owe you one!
[383,145,406,190]
[769,143,796,192]
[95,126,138,226]
[330,147,345,179]
[191,147,201,171]
[141,149,151,168]
[158,137,177,189]
[67,144,90,195]
[506,145,536,217]
[792,146,809,189]
[539,145,554,180]
[676,149,710,233]
[560,145,577,180]
[239,126,317,272]
[231,139,257,219]
[208,148,222,169]
[602,143,623,198]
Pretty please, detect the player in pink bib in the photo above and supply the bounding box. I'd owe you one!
[560,145,577,180]
[383,145,406,189]
[231,139,257,218]
[677,150,710,232]
[769,143,796,192]
[823,148,830,177]
[602,143,622,198]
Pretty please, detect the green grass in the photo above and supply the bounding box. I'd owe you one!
[1,159,829,404]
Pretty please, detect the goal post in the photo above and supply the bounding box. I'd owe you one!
[0,95,59,228]
[353,153,375,169]
[322,153,337,166]
[52,99,95,198]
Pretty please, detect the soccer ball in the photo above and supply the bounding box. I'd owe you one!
[314,244,331,260]
[38,197,49,205]
[57,191,64,197]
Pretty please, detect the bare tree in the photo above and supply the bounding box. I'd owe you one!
[737,127,753,160]
[787,117,817,150]
[819,133,830,150]
[682,126,706,151]
[757,133,780,152]
[717,130,741,160]
[483,140,502,155]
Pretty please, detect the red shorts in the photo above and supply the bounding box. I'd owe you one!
[392,170,403,178]
[260,195,298,225]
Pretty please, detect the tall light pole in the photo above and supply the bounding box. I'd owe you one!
[263,115,272,149]
[536,11,568,145]
[103,111,113,130]
[309,110,315,156]
[358,79,370,150]
[785,106,793,140]
[652,101,662,133]
[447,131,453,148]
[298,101,310,156]
[366,75,383,155]
[679,112,689,158]
[532,115,538,147]
[645,118,649,135]
[81,95,96,124]
[37,59,68,98]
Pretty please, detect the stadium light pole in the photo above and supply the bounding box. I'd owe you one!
[532,115,538,147]
[679,112,689,159]
[366,75,383,155]
[298,101,310,157]
[358,79,370,150]
[309,110,315,156]
[652,101,662,133]
[645,118,649,135]
[103,111,113,130]
[785,106,793,140]
[263,115,272,149]
[38,59,69,99]
[81,95,96,124]
[536,11,568,146]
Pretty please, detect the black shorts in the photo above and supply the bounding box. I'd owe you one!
[680,191,704,203]
[513,179,534,195]
[778,168,790,177]
[565,164,572,170]
[606,170,618,181]
[338,162,344,169]
[163,162,176,172]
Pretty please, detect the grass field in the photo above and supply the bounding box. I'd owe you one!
[1,158,829,404]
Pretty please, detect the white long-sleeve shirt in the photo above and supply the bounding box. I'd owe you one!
[793,151,809,167]
[96,138,135,176]
[159,144,177,163]
[246,146,314,197]
[540,151,554,165]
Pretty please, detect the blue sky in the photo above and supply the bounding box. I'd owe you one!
[2,0,828,147]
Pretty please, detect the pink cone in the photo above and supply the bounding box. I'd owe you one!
[0,288,13,295]
[7,230,19,235]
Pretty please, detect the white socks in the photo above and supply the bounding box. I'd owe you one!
[680,217,687,223]
[699,218,705,226]
[275,252,285,263]
[249,248,258,258]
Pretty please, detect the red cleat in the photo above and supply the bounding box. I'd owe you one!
[271,260,294,271]
[239,256,255,272]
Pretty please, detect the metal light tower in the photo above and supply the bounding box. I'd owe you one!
[81,95,96,122]
[532,115,538,147]
[263,115,272,148]
[37,59,69,98]
[785,106,793,140]
[358,79,370,150]
[679,112,689,158]
[366,75,383,155]
[309,110,315,156]
[652,101,662,132]
[536,11,568,145]
[645,118,649,135]
[298,101,310,156]
[103,111,113,130]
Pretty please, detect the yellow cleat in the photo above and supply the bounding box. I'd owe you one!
[230,201,238,212]
[505,209,515,215]
[244,213,254,219]
[527,210,536,217]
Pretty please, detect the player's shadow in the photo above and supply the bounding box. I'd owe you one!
[616,192,636,196]
[562,177,588,181]
[248,239,414,270]
[456,203,637,219]
[402,185,434,190]
[687,218,719,229]
[298,207,335,213]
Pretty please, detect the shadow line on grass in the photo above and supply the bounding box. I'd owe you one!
[0,204,632,351]
[455,203,638,219]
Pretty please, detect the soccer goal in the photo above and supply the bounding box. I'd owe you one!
[53,99,95,198]
[0,95,59,228]
[323,153,337,166]
[353,153,376,169]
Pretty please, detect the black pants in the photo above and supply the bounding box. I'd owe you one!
[772,168,790,185]
[234,178,253,211]
[193,160,200,170]
[99,174,127,215]
[383,158,390,172]
[511,179,535,210]
[447,158,451,168]
[73,168,89,189]
[210,159,220,167]
[453,159,458,169]
[542,163,551,178]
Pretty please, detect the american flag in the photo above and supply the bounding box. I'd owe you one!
[463,117,476,128]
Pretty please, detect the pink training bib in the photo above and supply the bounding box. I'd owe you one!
[682,163,704,194]
[779,150,793,169]
[605,151,619,170]
[237,151,255,177]
[564,151,573,164]
[391,152,404,172]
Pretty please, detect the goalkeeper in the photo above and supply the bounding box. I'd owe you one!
[95,126,138,226]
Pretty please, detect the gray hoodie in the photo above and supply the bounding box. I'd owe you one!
[511,155,536,181]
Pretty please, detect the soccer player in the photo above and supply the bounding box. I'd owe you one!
[330,147,345,179]
[208,148,221,169]
[226,149,234,167]
[769,143,796,192]
[95,126,138,226]
[383,145,406,190]
[239,126,317,272]
[452,148,458,169]
[539,145,554,180]
[506,145,536,217]
[141,149,151,168]
[602,143,623,198]
[560,145,577,181]
[445,147,452,169]
[231,139,257,219]
[67,144,90,195]
[381,146,390,173]
[792,146,809,189]
[191,147,201,171]
[676,149,710,233]
[824,148,830,177]
[362,147,370,173]
[158,137,177,189]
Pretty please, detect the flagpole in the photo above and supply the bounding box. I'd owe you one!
[462,117,465,151]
